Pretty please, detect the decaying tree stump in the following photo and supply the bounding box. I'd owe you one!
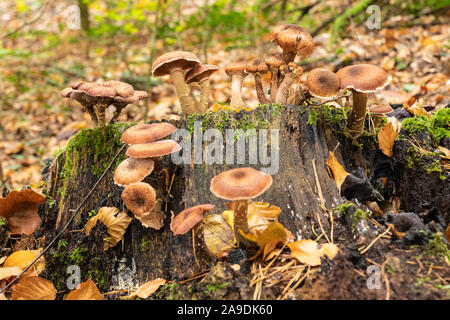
[39,104,449,296]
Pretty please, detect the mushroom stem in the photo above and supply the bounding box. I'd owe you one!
[275,71,298,105]
[269,68,279,102]
[110,104,127,124]
[169,68,196,115]
[281,50,296,64]
[86,105,98,125]
[94,103,106,127]
[233,199,256,248]
[230,73,245,108]
[346,90,368,138]
[253,73,270,105]
[198,78,211,113]
[192,223,214,267]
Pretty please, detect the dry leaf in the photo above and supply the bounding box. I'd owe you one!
[137,198,165,230]
[65,279,103,300]
[3,249,45,276]
[445,224,450,243]
[0,189,44,235]
[221,210,234,230]
[404,100,431,119]
[326,151,349,189]
[85,207,132,250]
[128,278,167,299]
[288,240,338,266]
[203,214,235,258]
[0,293,7,300]
[378,122,397,157]
[248,202,281,234]
[0,266,22,281]
[437,146,450,160]
[11,276,57,300]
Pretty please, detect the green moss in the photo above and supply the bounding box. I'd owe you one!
[0,216,7,227]
[140,238,152,252]
[331,202,355,216]
[402,116,429,135]
[351,209,368,233]
[419,231,450,262]
[332,202,367,233]
[424,160,446,180]
[402,109,450,144]
[204,282,227,294]
[70,246,88,265]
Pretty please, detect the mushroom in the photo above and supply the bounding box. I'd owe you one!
[113,158,155,186]
[306,68,340,100]
[152,51,202,115]
[369,104,393,129]
[270,24,314,64]
[121,182,156,219]
[336,64,391,138]
[120,122,178,145]
[170,204,216,266]
[210,167,273,248]
[110,90,148,124]
[246,58,270,105]
[265,55,285,102]
[275,63,303,105]
[75,82,116,127]
[125,139,181,159]
[224,62,248,109]
[0,189,44,236]
[185,64,220,113]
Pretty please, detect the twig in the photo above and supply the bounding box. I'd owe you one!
[359,226,391,254]
[381,258,391,300]
[0,144,126,295]
[310,94,351,106]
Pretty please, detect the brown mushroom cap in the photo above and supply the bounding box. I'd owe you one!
[113,158,155,186]
[170,204,215,236]
[224,62,248,77]
[121,123,178,145]
[336,64,391,93]
[306,68,340,99]
[77,82,116,98]
[271,24,314,57]
[185,64,220,84]
[104,80,134,98]
[265,55,284,69]
[121,182,156,218]
[113,90,148,105]
[0,189,44,236]
[152,51,202,77]
[246,58,269,74]
[369,104,393,115]
[210,167,273,201]
[126,139,182,158]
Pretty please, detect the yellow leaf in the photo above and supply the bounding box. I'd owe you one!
[85,207,132,251]
[404,100,431,119]
[221,210,234,230]
[203,214,235,258]
[248,202,281,234]
[288,240,338,266]
[438,146,450,160]
[0,266,22,281]
[128,278,167,299]
[326,151,349,189]
[378,122,397,157]
[11,276,56,300]
[3,249,45,276]
[65,279,103,300]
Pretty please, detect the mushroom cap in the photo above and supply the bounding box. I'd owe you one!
[126,139,182,158]
[336,64,391,93]
[170,204,215,236]
[121,182,156,218]
[77,82,117,98]
[265,55,284,69]
[121,123,178,144]
[0,189,44,236]
[306,68,340,99]
[369,104,393,115]
[246,58,269,74]
[210,167,273,201]
[271,24,314,57]
[152,51,202,77]
[104,80,134,98]
[113,157,155,186]
[224,62,248,77]
[185,64,220,84]
[113,90,148,106]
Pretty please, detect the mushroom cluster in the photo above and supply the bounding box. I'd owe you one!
[61,80,148,127]
[115,122,180,229]
[152,51,219,115]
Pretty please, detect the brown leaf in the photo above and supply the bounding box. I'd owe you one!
[128,278,167,299]
[11,276,57,300]
[326,151,349,189]
[65,279,103,300]
[0,266,22,281]
[288,240,338,266]
[3,249,45,276]
[248,202,281,234]
[203,214,235,258]
[404,100,431,119]
[137,198,165,230]
[445,224,450,243]
[378,122,396,157]
[0,189,44,235]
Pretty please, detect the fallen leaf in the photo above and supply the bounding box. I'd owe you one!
[3,249,45,276]
[171,204,215,236]
[0,266,22,281]
[248,202,281,234]
[203,214,235,258]
[0,189,44,235]
[64,279,103,300]
[288,240,338,266]
[444,224,449,243]
[127,278,167,299]
[378,122,397,157]
[404,100,431,119]
[437,146,450,160]
[11,276,57,300]
[326,151,349,189]
[137,198,165,230]
[85,207,132,250]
